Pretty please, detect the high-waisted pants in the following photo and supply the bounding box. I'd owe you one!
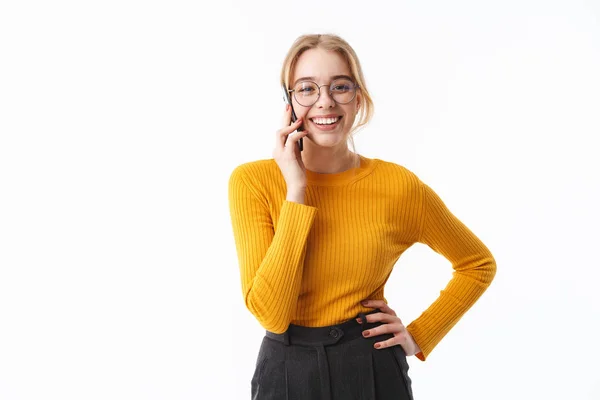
[250,308,414,400]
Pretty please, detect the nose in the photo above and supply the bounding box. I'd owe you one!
[314,86,336,109]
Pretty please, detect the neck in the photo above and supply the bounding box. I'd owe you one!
[301,147,358,174]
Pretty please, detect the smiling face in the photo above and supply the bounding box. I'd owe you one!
[290,47,360,149]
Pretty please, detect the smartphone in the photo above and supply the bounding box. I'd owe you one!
[281,83,303,151]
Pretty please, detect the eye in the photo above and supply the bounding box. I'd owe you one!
[332,84,350,92]
[295,81,319,94]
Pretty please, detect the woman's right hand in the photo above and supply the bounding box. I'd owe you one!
[273,104,310,190]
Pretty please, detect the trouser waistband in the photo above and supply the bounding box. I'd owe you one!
[265,308,383,347]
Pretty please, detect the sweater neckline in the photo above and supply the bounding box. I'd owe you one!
[305,154,377,186]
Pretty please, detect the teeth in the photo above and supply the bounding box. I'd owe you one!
[312,117,339,125]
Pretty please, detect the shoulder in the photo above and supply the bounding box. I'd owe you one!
[229,158,282,189]
[370,157,423,188]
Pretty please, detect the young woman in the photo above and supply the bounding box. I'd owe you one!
[228,33,496,400]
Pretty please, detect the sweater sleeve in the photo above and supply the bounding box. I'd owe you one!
[405,181,497,362]
[228,166,318,333]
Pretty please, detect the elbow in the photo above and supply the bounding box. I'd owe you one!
[484,255,497,286]
[262,322,290,335]
[251,308,291,334]
[244,292,291,334]
[465,253,496,288]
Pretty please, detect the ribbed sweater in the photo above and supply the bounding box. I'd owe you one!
[228,154,496,361]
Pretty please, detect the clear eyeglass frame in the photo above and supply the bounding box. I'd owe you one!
[287,78,361,107]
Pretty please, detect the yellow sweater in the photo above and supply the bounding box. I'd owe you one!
[228,154,496,361]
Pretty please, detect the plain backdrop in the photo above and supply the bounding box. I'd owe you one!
[1,0,599,399]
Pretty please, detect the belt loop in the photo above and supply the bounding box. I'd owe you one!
[283,330,290,346]
[358,312,368,332]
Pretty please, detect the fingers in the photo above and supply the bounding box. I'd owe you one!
[282,103,292,127]
[372,336,405,350]
[357,299,404,327]
[356,312,401,326]
[355,306,412,351]
[379,303,398,318]
[361,299,398,318]
[276,118,306,149]
[358,321,411,350]
[284,129,309,152]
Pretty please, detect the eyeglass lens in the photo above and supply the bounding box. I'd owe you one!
[293,78,357,106]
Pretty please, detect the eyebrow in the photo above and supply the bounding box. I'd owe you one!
[293,74,354,87]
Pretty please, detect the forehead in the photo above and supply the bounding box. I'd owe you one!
[292,48,351,84]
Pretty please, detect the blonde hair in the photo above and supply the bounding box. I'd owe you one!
[280,33,374,167]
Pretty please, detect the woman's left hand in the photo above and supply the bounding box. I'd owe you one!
[357,300,422,357]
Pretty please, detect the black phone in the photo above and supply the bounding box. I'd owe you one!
[281,83,303,151]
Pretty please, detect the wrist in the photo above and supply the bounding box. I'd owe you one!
[286,188,306,203]
[407,330,421,354]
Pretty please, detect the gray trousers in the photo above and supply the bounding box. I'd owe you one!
[251,308,414,400]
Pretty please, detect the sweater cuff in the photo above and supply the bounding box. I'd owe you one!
[279,200,318,224]
[406,323,429,362]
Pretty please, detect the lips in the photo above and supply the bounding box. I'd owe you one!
[309,116,343,131]
[310,114,342,120]
[310,115,343,125]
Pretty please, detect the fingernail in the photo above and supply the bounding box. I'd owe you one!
[363,331,370,337]
[361,300,368,305]
[356,318,361,324]
[286,104,290,111]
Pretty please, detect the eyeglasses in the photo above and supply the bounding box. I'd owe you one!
[288,78,360,107]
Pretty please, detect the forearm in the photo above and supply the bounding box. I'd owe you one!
[244,203,314,332]
[237,200,317,333]
[286,186,306,204]
[409,180,497,361]
[229,167,318,333]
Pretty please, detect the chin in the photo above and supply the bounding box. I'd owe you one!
[306,134,349,148]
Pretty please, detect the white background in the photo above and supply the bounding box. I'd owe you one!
[1,0,599,399]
